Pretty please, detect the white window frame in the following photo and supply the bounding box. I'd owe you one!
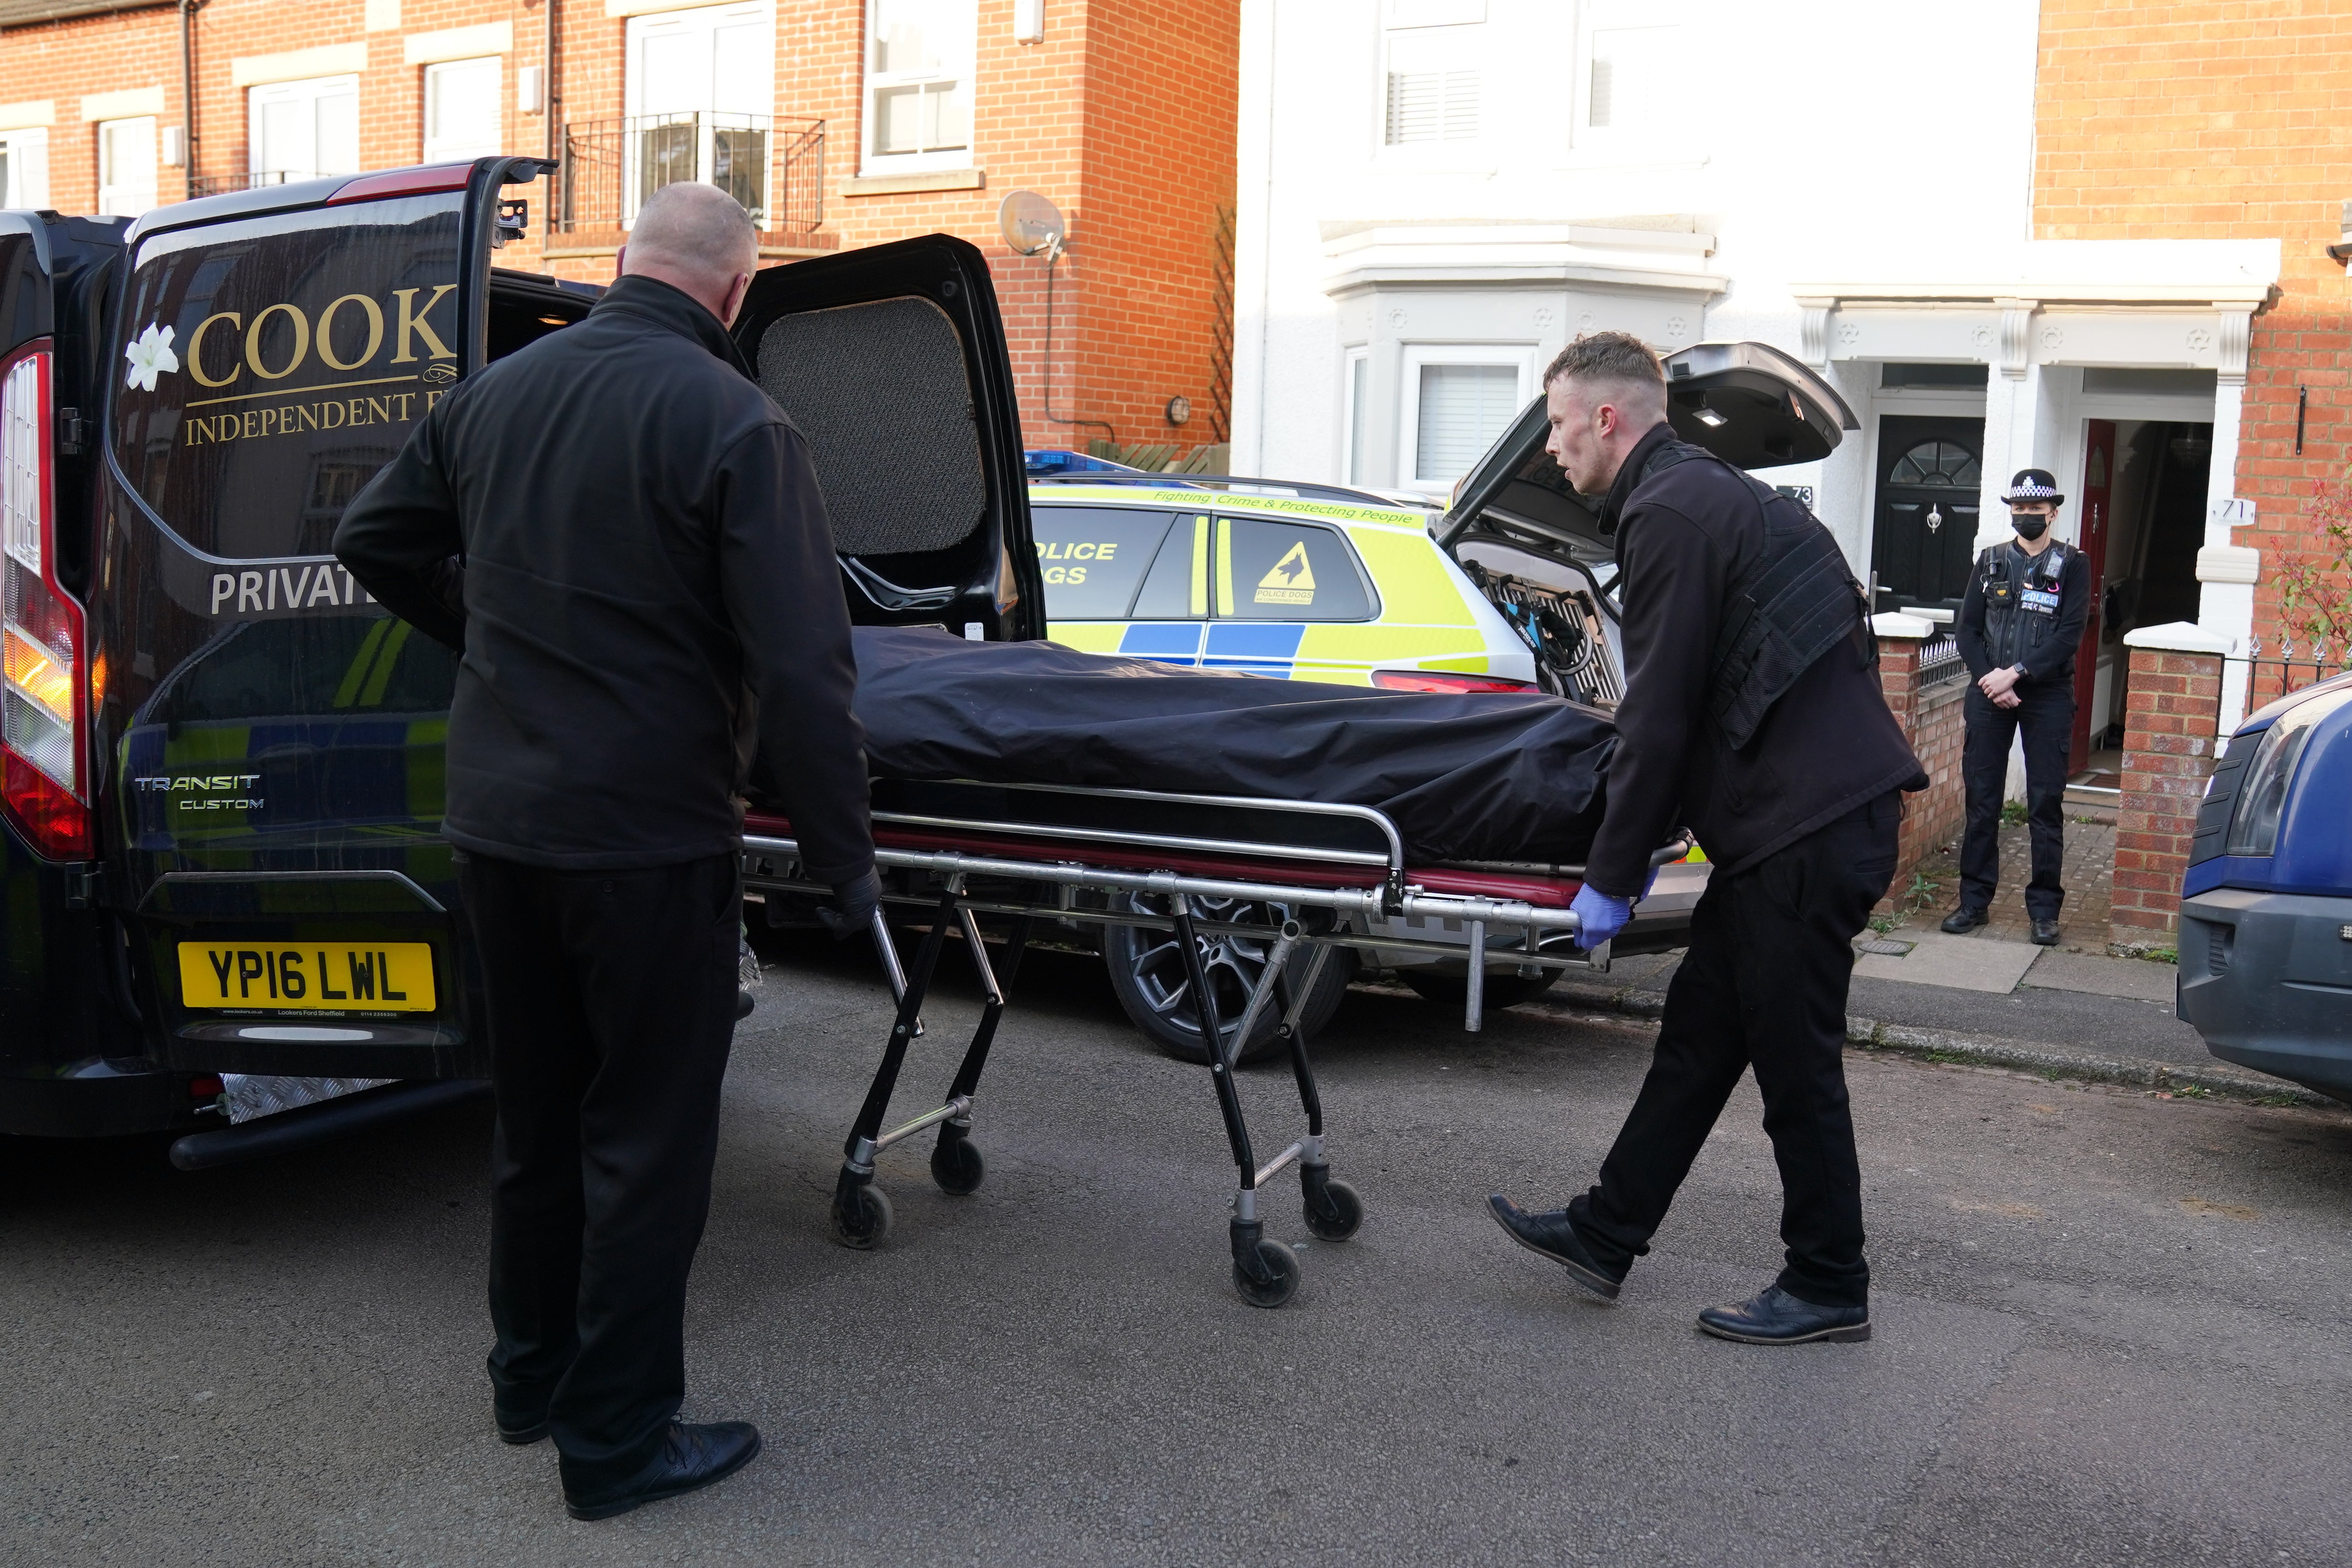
[1397,343,1535,494]
[422,56,505,165]
[1378,8,1485,155]
[861,0,977,175]
[247,73,361,183]
[622,1,775,226]
[1341,346,1372,486]
[0,127,51,211]
[97,116,157,218]
[1573,0,1692,157]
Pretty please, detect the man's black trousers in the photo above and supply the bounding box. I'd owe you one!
[1567,792,1900,1308]
[1958,682,2075,920]
[455,850,741,1494]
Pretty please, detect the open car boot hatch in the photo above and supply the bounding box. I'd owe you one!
[1434,341,1857,706]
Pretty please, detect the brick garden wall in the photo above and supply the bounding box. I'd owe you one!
[1876,634,1969,908]
[2034,0,2352,656]
[2111,646,2225,947]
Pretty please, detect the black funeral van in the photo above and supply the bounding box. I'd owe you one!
[0,157,1039,1156]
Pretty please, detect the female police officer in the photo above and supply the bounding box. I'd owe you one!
[1944,468,2091,945]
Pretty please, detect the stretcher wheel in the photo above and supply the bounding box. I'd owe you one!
[1232,1239,1301,1308]
[832,1183,893,1249]
[1303,1176,1364,1242]
[931,1134,984,1196]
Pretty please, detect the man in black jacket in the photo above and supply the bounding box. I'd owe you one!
[1943,470,2093,945]
[335,183,877,1520]
[1488,333,1924,1344]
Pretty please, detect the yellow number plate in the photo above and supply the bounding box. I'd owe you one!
[178,942,437,1013]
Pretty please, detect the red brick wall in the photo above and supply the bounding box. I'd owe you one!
[2,0,1239,454]
[0,7,183,217]
[1876,636,1968,907]
[2112,646,2224,947]
[2034,1,2352,655]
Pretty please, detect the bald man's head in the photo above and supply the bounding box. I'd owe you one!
[620,183,760,323]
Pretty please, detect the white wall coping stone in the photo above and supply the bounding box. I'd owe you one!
[1872,612,1939,639]
[2123,621,2235,656]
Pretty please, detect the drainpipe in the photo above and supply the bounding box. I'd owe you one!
[179,0,202,201]
[542,0,560,241]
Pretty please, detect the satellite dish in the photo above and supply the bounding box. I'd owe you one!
[999,190,1066,258]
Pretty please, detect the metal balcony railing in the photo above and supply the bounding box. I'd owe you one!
[190,171,290,196]
[556,113,823,235]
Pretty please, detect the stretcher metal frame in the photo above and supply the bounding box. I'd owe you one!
[741,781,1679,1308]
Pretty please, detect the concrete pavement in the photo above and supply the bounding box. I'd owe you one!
[4,936,2350,1565]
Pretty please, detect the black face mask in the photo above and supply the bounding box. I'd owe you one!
[2012,513,2049,542]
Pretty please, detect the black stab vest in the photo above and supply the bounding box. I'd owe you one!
[1977,540,2071,669]
[1638,439,1873,752]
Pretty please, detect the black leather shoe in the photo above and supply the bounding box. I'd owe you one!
[1940,906,1989,935]
[1696,1284,1870,1344]
[563,1421,763,1521]
[497,1416,549,1445]
[2030,918,2060,946]
[1486,1195,1624,1300]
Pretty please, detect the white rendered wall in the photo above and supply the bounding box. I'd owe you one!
[1231,0,2046,574]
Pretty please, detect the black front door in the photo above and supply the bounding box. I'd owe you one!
[1871,415,1983,617]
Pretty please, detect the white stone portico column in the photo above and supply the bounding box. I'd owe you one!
[2196,306,2260,733]
[1975,298,2047,552]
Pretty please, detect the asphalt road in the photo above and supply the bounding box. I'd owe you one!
[6,934,2351,1566]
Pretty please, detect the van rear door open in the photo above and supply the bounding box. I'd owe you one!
[732,235,1043,643]
[94,160,559,1080]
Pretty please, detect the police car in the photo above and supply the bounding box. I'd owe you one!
[1030,477,1548,693]
[1023,343,1856,1049]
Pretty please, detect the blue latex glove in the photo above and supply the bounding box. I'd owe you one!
[1570,882,1635,951]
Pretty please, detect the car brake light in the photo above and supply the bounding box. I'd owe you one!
[327,164,475,205]
[1371,670,1541,695]
[0,347,92,859]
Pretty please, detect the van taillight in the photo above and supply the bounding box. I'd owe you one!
[0,347,91,859]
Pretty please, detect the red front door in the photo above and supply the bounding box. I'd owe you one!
[2070,420,2115,762]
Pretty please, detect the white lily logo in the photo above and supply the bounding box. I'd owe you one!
[123,323,179,392]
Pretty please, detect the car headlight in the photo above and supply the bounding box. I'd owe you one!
[2224,687,2352,856]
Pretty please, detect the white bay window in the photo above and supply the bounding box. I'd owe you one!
[1400,345,1532,493]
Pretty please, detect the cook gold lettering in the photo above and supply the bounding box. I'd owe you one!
[245,303,309,381]
[314,293,384,372]
[391,285,457,363]
[188,312,243,388]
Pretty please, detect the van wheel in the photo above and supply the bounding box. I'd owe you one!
[1398,970,1558,1012]
[1101,895,1357,1065]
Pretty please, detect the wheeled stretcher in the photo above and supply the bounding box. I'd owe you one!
[741,779,1688,1307]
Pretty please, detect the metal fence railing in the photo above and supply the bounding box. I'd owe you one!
[1915,630,1968,688]
[190,171,290,196]
[2229,645,2350,712]
[556,114,823,235]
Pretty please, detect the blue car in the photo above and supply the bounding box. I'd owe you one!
[2178,672,2352,1103]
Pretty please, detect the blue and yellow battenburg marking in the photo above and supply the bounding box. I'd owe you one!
[1033,486,1533,688]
